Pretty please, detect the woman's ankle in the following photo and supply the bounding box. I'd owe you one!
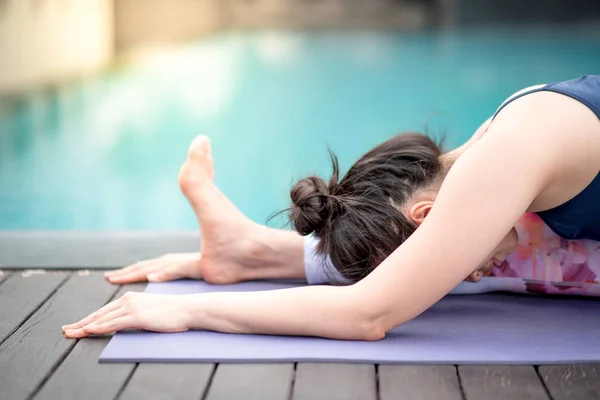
[242,227,306,280]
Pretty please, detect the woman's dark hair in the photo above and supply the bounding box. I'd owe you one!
[289,132,445,284]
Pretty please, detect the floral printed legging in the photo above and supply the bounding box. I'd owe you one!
[304,213,600,297]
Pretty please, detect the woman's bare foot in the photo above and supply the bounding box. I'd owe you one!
[178,136,306,283]
[107,135,306,285]
[176,136,272,284]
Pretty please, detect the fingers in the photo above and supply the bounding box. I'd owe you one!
[107,270,156,284]
[105,253,201,284]
[147,265,185,282]
[61,298,121,332]
[65,316,133,338]
[64,328,89,338]
[63,292,137,337]
[86,308,127,327]
[105,260,149,276]
[105,260,159,283]
[82,316,132,334]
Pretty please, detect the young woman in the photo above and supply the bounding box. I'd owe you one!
[63,75,600,340]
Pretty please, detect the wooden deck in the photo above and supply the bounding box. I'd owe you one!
[1,270,599,400]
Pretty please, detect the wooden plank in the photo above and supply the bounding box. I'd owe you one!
[292,363,376,400]
[206,364,293,400]
[0,270,68,344]
[379,365,463,400]
[538,364,600,400]
[0,231,199,268]
[33,337,134,400]
[459,365,549,400]
[0,272,118,400]
[120,364,214,400]
[34,283,147,400]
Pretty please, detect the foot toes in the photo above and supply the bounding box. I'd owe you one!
[188,136,211,160]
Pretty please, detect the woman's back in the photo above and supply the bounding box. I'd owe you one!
[492,75,600,241]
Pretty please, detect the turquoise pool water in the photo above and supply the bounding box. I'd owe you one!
[1,29,599,230]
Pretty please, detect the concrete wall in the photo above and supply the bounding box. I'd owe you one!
[0,0,114,93]
[221,0,426,30]
[0,0,431,93]
[114,0,222,52]
[113,0,428,53]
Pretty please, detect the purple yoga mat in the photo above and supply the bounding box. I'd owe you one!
[100,280,600,364]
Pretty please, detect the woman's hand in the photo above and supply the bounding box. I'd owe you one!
[62,292,194,338]
[104,253,202,284]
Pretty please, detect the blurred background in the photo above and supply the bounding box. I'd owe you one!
[0,0,599,231]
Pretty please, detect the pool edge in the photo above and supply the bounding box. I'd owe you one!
[0,231,200,268]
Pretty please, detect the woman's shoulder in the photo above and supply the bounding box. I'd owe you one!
[495,84,547,115]
[483,85,600,213]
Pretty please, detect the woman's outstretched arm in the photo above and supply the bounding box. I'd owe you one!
[64,93,599,340]
[355,93,600,331]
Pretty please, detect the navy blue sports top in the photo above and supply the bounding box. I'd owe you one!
[493,75,600,241]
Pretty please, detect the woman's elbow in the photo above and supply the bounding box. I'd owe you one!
[354,308,392,341]
[361,323,387,341]
[343,289,396,341]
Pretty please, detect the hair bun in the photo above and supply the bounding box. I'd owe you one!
[290,176,335,236]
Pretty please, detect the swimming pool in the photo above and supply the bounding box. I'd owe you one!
[1,29,599,230]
